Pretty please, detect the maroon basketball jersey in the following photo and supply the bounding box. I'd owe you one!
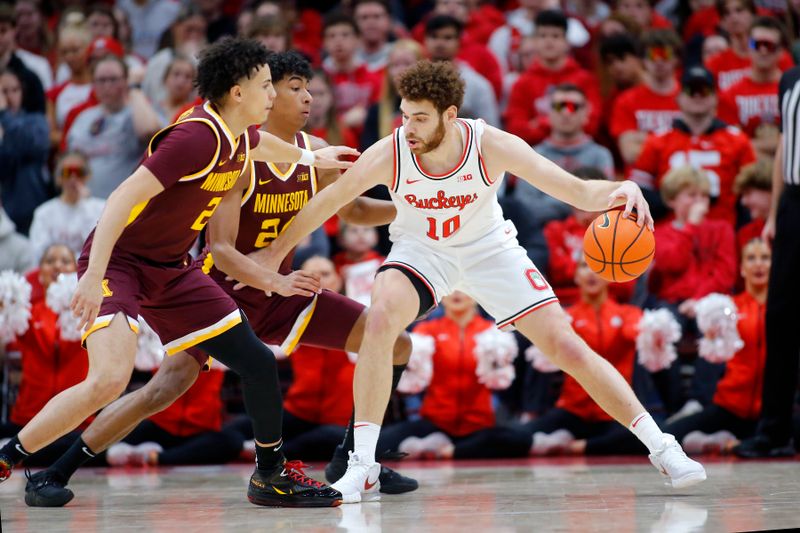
[203,131,317,275]
[112,102,258,264]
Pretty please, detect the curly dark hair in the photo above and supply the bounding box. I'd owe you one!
[195,37,271,105]
[266,50,313,84]
[397,60,465,114]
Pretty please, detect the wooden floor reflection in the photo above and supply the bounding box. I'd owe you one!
[1,457,799,532]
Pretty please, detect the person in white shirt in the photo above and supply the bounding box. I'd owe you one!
[29,151,105,262]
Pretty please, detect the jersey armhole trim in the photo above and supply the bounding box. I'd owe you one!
[240,159,257,207]
[391,128,400,193]
[146,118,222,183]
[474,119,495,187]
[300,131,318,196]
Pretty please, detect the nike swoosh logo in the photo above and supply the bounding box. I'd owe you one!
[274,441,283,451]
[364,475,378,491]
[218,159,227,167]
[81,446,95,457]
[15,444,28,456]
[258,178,273,185]
[280,469,289,477]
[406,178,423,184]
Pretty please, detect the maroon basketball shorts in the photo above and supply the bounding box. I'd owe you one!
[208,268,365,353]
[78,249,241,362]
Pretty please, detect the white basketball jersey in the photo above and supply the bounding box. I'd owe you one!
[388,118,504,248]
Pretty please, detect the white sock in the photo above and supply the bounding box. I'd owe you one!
[353,421,381,464]
[629,412,665,453]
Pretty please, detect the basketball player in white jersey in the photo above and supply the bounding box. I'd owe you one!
[246,61,707,502]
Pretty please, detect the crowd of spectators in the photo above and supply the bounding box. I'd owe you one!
[1,0,799,466]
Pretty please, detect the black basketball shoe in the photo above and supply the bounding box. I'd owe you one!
[325,445,419,494]
[25,470,74,507]
[248,460,342,508]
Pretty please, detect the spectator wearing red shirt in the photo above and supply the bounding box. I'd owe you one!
[719,17,787,160]
[706,0,794,91]
[525,258,642,455]
[610,30,682,167]
[598,33,645,121]
[505,10,601,146]
[0,244,89,466]
[734,160,772,251]
[647,166,737,316]
[378,292,531,459]
[571,238,770,455]
[354,0,394,72]
[630,66,757,223]
[615,0,674,31]
[322,13,382,133]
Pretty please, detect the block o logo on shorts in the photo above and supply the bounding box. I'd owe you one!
[525,268,550,291]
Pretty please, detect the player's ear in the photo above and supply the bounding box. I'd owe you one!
[229,84,243,104]
[444,105,458,122]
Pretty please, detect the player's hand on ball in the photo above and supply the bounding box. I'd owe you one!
[71,273,103,332]
[272,270,321,298]
[607,181,654,230]
[313,145,361,169]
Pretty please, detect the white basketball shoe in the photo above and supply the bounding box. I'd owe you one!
[648,434,707,489]
[330,452,381,504]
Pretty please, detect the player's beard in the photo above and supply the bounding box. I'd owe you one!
[410,115,447,155]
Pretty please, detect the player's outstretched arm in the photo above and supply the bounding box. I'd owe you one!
[70,167,165,330]
[310,135,397,227]
[247,136,394,275]
[252,130,360,170]
[483,125,654,229]
[207,167,321,298]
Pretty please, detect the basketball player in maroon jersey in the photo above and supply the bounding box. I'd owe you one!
[24,51,418,508]
[0,38,359,508]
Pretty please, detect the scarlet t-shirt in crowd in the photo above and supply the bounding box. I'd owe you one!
[718,76,780,136]
[609,83,681,141]
[705,48,794,91]
[629,118,757,224]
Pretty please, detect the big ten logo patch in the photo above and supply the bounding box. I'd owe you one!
[457,173,473,183]
[296,172,310,182]
[237,153,246,162]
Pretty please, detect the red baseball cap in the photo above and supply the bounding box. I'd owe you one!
[87,36,125,60]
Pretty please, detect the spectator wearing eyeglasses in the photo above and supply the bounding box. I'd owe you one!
[28,151,104,262]
[706,0,793,91]
[629,67,757,224]
[515,85,613,226]
[0,67,49,236]
[610,30,682,168]
[65,55,162,199]
[719,17,788,161]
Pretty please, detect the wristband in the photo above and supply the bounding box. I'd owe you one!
[298,148,315,166]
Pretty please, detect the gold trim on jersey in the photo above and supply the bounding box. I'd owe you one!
[163,309,242,355]
[280,295,318,355]
[267,134,300,180]
[146,117,222,183]
[81,313,140,344]
[240,159,258,207]
[299,132,318,196]
[203,101,239,156]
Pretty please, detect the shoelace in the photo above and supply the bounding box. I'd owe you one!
[283,460,325,489]
[24,468,62,488]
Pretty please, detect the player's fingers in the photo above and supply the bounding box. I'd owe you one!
[294,279,321,293]
[606,191,620,208]
[233,281,246,291]
[623,196,635,220]
[331,160,355,169]
[225,275,233,281]
[336,146,361,157]
[291,287,316,297]
[86,306,99,331]
[634,198,645,227]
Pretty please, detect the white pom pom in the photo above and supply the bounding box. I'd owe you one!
[46,272,81,341]
[525,344,560,373]
[396,332,435,394]
[0,270,32,345]
[473,328,519,390]
[636,308,681,372]
[134,318,165,371]
[695,293,744,363]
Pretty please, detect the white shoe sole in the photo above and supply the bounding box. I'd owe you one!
[338,491,381,504]
[670,470,707,489]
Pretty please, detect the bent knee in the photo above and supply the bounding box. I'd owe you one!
[84,375,129,405]
[549,333,590,371]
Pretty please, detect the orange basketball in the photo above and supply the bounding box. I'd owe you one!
[583,211,655,282]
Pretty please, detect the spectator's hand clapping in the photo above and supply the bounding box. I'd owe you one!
[687,197,709,225]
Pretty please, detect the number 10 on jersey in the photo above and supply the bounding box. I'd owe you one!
[426,215,461,241]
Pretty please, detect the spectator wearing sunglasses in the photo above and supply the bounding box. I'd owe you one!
[610,30,682,168]
[515,84,613,226]
[629,66,756,223]
[706,0,793,91]
[719,17,788,160]
[0,67,49,236]
[28,151,104,262]
[65,54,162,199]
